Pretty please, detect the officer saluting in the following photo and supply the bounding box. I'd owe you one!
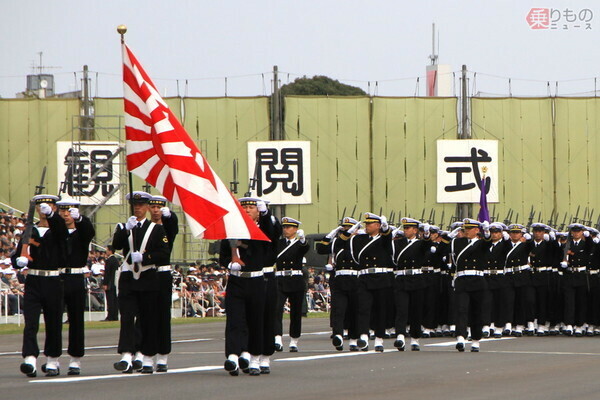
[13,195,68,377]
[147,195,178,372]
[274,217,309,352]
[112,191,170,374]
[56,199,95,375]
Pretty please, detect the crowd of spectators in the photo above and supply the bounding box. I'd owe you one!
[0,208,331,319]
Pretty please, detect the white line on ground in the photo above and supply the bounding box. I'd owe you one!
[425,337,516,347]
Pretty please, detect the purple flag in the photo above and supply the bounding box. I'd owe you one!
[477,177,490,223]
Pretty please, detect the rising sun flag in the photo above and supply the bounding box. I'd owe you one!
[121,41,269,241]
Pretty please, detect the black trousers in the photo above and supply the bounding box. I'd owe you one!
[437,274,453,326]
[62,274,86,358]
[534,285,551,325]
[455,288,487,341]
[549,274,563,325]
[330,285,359,339]
[357,281,391,338]
[225,276,265,357]
[513,285,535,326]
[563,284,588,326]
[422,274,440,330]
[118,287,159,356]
[157,272,172,355]
[487,286,513,326]
[393,284,425,339]
[22,275,63,358]
[105,287,119,321]
[262,273,277,356]
[274,288,305,338]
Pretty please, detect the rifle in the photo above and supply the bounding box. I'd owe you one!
[559,212,567,231]
[572,205,581,224]
[230,159,239,194]
[340,207,347,223]
[20,167,47,261]
[350,204,357,220]
[526,205,535,229]
[428,209,435,225]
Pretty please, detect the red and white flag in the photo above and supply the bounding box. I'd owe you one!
[122,43,269,241]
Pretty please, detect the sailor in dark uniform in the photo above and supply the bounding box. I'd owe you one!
[504,224,535,336]
[342,213,392,351]
[317,217,360,351]
[13,195,68,377]
[112,191,170,374]
[587,228,600,335]
[274,217,309,352]
[449,218,491,352]
[56,199,95,375]
[529,223,559,336]
[220,197,280,376]
[102,246,120,321]
[147,195,178,372]
[391,217,432,351]
[560,223,594,336]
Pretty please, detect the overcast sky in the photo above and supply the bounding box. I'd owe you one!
[1,0,598,98]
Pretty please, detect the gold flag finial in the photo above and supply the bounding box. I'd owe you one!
[117,25,127,43]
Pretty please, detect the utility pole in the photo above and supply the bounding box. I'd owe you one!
[81,65,94,140]
[458,64,471,220]
[270,65,284,220]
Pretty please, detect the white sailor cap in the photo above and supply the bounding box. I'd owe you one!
[508,224,526,233]
[126,191,152,204]
[340,217,359,227]
[149,195,168,206]
[401,217,420,228]
[56,199,81,210]
[281,217,301,227]
[531,223,550,231]
[32,194,59,204]
[463,218,481,228]
[363,213,383,224]
[450,221,464,230]
[567,223,586,231]
[489,222,505,231]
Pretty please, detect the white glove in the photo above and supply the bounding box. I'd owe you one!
[448,227,461,239]
[39,202,52,216]
[584,230,590,237]
[380,216,388,231]
[543,233,550,241]
[357,228,366,235]
[560,261,568,269]
[347,221,362,234]
[69,207,80,221]
[256,200,268,214]
[126,216,138,230]
[523,233,532,241]
[392,227,404,237]
[325,263,334,271]
[297,229,306,243]
[481,221,490,231]
[549,231,556,240]
[593,236,600,244]
[326,226,341,239]
[430,246,437,254]
[131,251,143,263]
[16,256,29,267]
[228,262,242,271]
[502,231,510,241]
[161,207,171,218]
[421,223,430,233]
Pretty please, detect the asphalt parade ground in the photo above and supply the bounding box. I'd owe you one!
[1,317,600,400]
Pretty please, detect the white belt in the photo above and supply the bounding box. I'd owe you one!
[570,266,587,272]
[394,268,423,276]
[484,269,505,275]
[456,270,484,277]
[121,264,156,273]
[359,268,391,275]
[589,270,600,275]
[335,269,358,276]
[28,269,60,277]
[262,267,275,274]
[506,265,530,273]
[275,270,303,277]
[534,266,550,272]
[230,270,264,278]
[60,267,86,274]
[157,265,172,272]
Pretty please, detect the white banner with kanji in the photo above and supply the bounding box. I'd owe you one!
[247,141,311,204]
[437,140,499,203]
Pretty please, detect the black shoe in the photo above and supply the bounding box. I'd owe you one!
[524,330,534,337]
[349,345,359,352]
[239,357,250,370]
[450,330,456,337]
[357,339,367,349]
[260,366,271,374]
[224,360,239,376]
[493,332,503,338]
[471,347,480,353]
[482,331,490,338]
[45,367,60,377]
[343,334,349,340]
[274,343,283,352]
[114,361,133,373]
[361,346,369,352]
[41,363,47,373]
[411,344,420,351]
[456,342,465,352]
[512,331,522,337]
[587,331,595,337]
[374,345,384,352]
[249,368,261,376]
[141,366,153,374]
[422,332,430,339]
[502,329,511,336]
[67,367,81,376]
[574,331,583,337]
[20,363,37,377]
[335,345,343,351]
[229,369,239,376]
[442,331,451,337]
[383,333,391,339]
[332,335,343,348]
[289,346,298,353]
[369,334,376,340]
[156,364,168,373]
[393,339,405,351]
[132,359,143,371]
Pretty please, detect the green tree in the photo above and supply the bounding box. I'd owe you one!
[280,75,366,96]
